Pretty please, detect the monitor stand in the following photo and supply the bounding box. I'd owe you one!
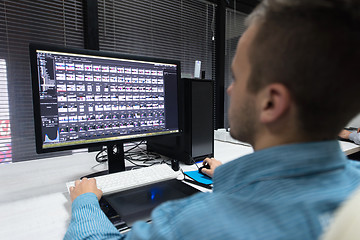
[82,142,131,179]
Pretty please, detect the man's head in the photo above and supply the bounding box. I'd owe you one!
[229,0,360,148]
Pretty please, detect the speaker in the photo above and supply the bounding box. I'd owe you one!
[147,78,214,164]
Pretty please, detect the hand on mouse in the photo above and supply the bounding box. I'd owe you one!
[200,157,222,178]
[69,177,103,202]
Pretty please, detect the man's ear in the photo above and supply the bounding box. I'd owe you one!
[259,83,291,124]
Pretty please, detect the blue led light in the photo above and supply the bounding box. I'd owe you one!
[151,192,155,200]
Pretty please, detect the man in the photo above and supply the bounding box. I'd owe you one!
[65,0,360,239]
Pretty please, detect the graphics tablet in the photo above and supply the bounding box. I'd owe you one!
[100,179,199,230]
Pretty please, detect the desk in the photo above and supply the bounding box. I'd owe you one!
[0,140,358,239]
[339,140,360,155]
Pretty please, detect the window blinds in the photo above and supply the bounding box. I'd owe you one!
[0,58,11,163]
[98,0,216,81]
[224,8,247,128]
[0,0,83,163]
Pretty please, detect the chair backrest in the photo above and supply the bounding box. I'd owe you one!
[320,187,360,240]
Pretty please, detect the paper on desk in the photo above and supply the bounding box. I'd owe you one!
[184,170,213,185]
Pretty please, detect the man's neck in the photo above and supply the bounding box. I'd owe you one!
[252,127,313,151]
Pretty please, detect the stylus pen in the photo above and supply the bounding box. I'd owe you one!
[183,178,213,190]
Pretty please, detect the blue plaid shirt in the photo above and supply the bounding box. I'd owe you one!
[349,132,360,144]
[65,141,360,240]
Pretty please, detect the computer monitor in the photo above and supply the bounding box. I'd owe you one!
[29,43,181,174]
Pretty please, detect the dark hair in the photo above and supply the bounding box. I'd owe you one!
[246,0,360,139]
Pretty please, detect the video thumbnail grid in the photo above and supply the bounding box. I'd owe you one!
[53,57,169,142]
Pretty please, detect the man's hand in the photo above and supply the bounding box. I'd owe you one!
[201,157,222,178]
[69,177,103,202]
[339,129,351,139]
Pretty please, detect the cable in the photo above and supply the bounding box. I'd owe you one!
[95,148,107,163]
[123,140,170,167]
[94,141,146,164]
[91,162,106,171]
[125,150,160,162]
[124,140,145,153]
[125,150,160,161]
[178,153,200,179]
[94,140,179,169]
[125,158,157,168]
[183,151,202,170]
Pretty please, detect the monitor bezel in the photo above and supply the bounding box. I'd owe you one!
[29,43,183,154]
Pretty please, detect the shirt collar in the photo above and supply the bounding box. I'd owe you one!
[213,140,347,192]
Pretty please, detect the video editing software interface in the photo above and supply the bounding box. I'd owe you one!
[35,49,179,149]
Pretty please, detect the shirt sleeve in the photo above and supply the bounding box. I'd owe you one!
[349,132,360,145]
[64,193,123,240]
[64,191,205,240]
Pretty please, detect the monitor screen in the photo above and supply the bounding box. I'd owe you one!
[30,44,181,155]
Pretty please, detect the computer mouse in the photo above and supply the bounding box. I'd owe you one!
[198,163,211,174]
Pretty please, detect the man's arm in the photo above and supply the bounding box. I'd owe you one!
[69,177,103,202]
[64,192,122,240]
[338,129,360,145]
[201,157,222,177]
[64,178,122,240]
[64,177,193,240]
[339,129,351,140]
[349,131,360,145]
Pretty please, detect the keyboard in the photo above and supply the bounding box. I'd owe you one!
[66,164,179,195]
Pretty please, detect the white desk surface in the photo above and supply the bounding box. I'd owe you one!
[339,140,360,155]
[0,140,358,239]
